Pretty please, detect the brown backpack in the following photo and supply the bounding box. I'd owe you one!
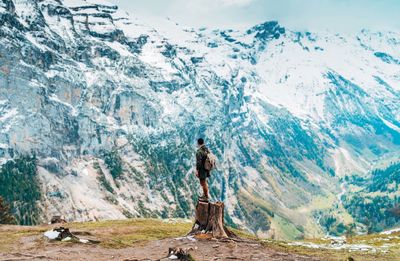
[204,150,217,171]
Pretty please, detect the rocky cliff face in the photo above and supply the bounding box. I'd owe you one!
[0,0,399,238]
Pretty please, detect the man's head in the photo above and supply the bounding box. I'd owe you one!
[197,138,204,147]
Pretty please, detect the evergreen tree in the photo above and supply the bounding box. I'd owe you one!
[0,155,41,225]
[0,196,16,224]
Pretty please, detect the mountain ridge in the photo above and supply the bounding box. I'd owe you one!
[0,0,399,239]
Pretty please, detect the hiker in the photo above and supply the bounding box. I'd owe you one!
[195,138,216,201]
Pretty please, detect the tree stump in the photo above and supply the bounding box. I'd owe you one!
[188,201,237,239]
[50,215,67,224]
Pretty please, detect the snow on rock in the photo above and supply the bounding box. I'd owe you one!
[380,227,400,235]
[0,0,399,237]
[288,241,377,253]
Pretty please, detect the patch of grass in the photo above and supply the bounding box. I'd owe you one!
[0,219,193,252]
[229,227,258,240]
[270,214,304,240]
[236,190,274,232]
[0,226,47,252]
[261,230,400,261]
[261,239,395,261]
[67,219,193,248]
[346,231,400,247]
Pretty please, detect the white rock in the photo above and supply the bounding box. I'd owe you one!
[44,230,60,240]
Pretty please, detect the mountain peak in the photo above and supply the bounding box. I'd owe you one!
[247,21,285,40]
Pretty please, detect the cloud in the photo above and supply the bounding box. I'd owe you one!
[116,0,400,32]
[218,0,254,7]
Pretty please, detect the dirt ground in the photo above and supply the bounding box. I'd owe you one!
[0,233,321,261]
[1,219,395,261]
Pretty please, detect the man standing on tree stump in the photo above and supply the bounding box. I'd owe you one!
[195,138,210,201]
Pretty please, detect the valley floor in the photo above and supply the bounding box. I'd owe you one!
[0,219,397,261]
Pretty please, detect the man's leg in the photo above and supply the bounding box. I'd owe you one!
[199,178,209,198]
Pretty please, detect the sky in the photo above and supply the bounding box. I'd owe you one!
[112,0,400,33]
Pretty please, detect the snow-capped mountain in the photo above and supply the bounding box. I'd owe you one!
[0,0,399,238]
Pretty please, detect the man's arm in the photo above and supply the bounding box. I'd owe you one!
[196,150,202,171]
[195,150,202,178]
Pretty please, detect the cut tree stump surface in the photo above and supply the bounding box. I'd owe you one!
[189,201,237,239]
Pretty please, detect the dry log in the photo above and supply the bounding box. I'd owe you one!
[195,201,209,227]
[206,202,227,238]
[189,201,237,239]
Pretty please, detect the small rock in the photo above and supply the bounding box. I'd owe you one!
[43,227,98,244]
[61,236,72,242]
[167,247,193,260]
[44,230,60,240]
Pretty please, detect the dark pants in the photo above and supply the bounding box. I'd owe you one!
[199,178,209,197]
